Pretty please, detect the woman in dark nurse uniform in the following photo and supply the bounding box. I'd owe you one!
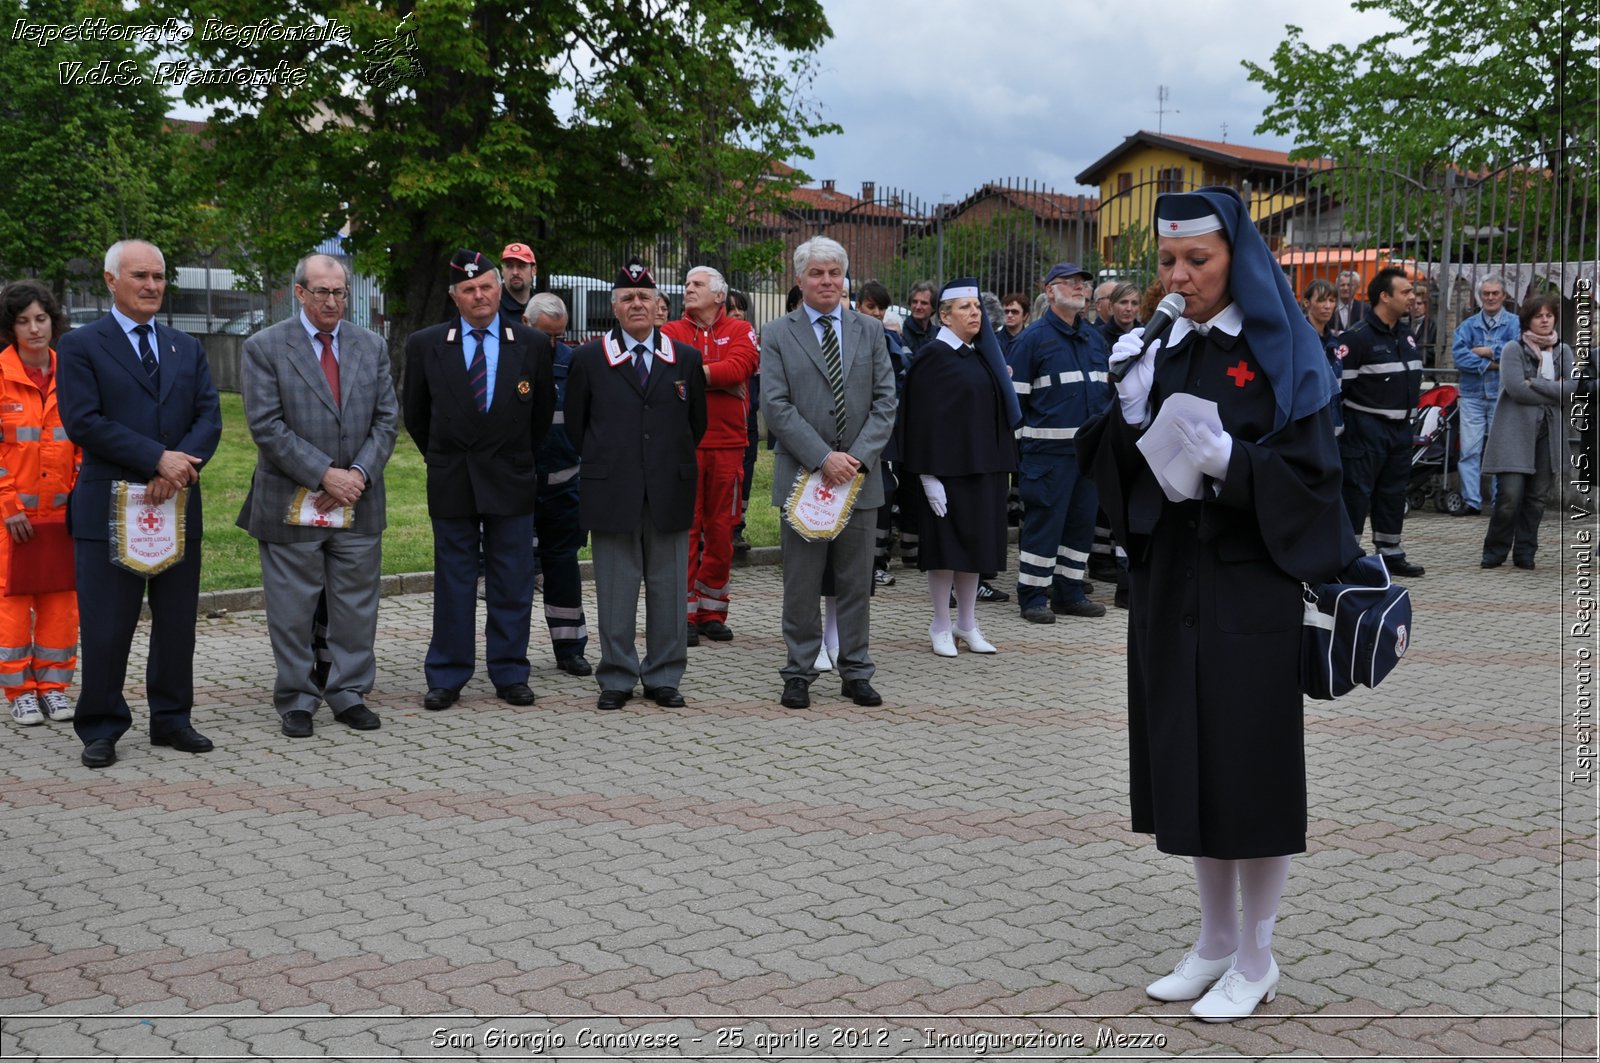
[1077,186,1355,1022]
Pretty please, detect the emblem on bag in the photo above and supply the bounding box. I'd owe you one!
[1394,623,1408,657]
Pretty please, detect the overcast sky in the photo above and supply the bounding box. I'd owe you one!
[796,0,1404,205]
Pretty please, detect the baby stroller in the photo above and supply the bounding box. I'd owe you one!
[1409,383,1465,514]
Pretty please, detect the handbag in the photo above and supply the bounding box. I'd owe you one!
[1300,553,1412,700]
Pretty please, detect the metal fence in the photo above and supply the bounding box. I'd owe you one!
[543,154,1593,354]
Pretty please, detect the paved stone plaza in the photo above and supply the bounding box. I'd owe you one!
[1,507,1594,1060]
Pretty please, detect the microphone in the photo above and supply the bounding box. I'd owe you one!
[1109,292,1186,381]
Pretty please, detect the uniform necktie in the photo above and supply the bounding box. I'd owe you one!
[818,314,846,446]
[133,324,158,380]
[633,343,650,388]
[315,331,340,406]
[468,328,489,412]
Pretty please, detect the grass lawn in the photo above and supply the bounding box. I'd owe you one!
[200,392,781,591]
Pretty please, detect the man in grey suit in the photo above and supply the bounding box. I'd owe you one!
[237,253,398,738]
[761,236,897,708]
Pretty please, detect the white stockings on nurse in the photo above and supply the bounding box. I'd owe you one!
[927,570,954,633]
[1192,855,1291,980]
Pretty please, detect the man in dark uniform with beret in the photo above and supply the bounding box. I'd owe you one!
[566,262,707,710]
[403,249,556,711]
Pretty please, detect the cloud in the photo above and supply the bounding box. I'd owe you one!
[800,0,1403,203]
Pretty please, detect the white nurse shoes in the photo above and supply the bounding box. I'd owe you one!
[1190,957,1280,1022]
[1145,949,1235,1002]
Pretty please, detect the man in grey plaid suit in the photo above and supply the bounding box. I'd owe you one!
[237,253,398,738]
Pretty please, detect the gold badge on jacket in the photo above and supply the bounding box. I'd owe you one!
[516,378,532,398]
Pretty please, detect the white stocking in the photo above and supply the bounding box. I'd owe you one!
[927,570,954,632]
[952,571,979,631]
[822,595,839,655]
[1192,856,1239,960]
[1236,855,1291,980]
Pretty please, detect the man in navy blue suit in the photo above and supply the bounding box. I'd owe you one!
[57,240,222,768]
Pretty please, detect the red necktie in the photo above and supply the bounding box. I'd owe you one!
[316,331,340,406]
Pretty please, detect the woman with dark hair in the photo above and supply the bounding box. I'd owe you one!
[0,281,79,726]
[1078,187,1352,1021]
[1095,282,1142,347]
[1302,279,1343,432]
[1480,293,1575,569]
[899,278,1020,656]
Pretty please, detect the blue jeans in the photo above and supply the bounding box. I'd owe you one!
[1456,390,1500,509]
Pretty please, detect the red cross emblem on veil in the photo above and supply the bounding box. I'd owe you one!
[137,508,164,533]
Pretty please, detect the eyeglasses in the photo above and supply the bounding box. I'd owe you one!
[302,287,349,302]
[1050,278,1090,289]
[1004,308,1025,315]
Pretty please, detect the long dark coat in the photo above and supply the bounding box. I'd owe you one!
[1079,329,1352,858]
[566,328,707,534]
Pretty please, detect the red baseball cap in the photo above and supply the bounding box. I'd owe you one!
[501,242,536,264]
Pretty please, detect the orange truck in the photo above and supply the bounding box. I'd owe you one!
[1276,248,1423,302]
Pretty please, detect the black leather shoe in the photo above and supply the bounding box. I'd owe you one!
[686,628,700,647]
[1384,557,1426,578]
[841,678,883,706]
[1481,558,1504,569]
[597,688,632,711]
[780,677,810,709]
[281,711,314,738]
[697,619,734,642]
[1458,506,1482,517]
[151,725,214,753]
[1021,605,1056,624]
[556,655,593,677]
[423,687,459,711]
[333,704,381,730]
[1053,598,1107,618]
[643,686,686,707]
[496,682,536,706]
[80,738,116,768]
[1513,558,1536,570]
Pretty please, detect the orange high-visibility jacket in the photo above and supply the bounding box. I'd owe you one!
[0,345,79,526]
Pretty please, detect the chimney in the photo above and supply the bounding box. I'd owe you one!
[861,181,875,202]
[821,178,835,193]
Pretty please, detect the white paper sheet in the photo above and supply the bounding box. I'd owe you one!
[1135,393,1223,502]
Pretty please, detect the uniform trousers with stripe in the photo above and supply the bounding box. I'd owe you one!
[536,472,589,661]
[1016,449,1098,609]
[687,447,744,627]
[1338,407,1412,560]
[0,590,76,700]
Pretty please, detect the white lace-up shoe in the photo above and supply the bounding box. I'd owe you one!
[1145,949,1235,1002]
[953,626,996,653]
[929,627,957,657]
[1190,958,1279,1021]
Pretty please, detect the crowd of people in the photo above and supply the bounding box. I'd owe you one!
[0,206,1578,1021]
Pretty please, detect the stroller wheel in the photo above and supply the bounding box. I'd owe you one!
[1437,489,1467,515]
[1407,488,1427,513]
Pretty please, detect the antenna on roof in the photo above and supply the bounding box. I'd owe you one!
[1220,122,1229,143]
[1154,85,1180,134]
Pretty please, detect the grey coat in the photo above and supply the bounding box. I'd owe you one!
[1482,340,1575,476]
[760,306,898,508]
[236,317,399,541]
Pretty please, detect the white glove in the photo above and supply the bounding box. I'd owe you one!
[919,474,948,517]
[1110,327,1158,425]
[1175,419,1234,482]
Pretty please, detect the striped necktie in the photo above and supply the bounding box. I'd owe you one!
[818,314,846,446]
[468,328,488,412]
[633,344,650,388]
[134,324,158,380]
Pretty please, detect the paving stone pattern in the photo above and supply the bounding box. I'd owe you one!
[1,508,1594,1060]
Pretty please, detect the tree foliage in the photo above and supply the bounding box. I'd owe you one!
[879,210,1053,299]
[0,0,195,296]
[1243,0,1596,168]
[148,0,834,346]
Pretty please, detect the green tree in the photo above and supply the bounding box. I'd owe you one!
[151,0,833,348]
[0,0,195,297]
[1243,0,1595,168]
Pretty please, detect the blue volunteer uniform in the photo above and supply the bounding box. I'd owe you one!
[535,339,589,665]
[1336,316,1422,566]
[1007,309,1113,611]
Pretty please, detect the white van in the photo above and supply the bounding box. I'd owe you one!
[545,272,686,344]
